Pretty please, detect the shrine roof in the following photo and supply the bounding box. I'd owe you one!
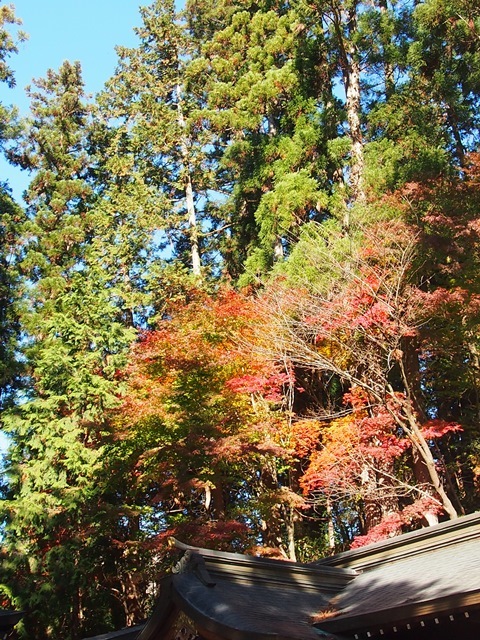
[163,544,356,640]
[83,511,480,640]
[312,511,480,636]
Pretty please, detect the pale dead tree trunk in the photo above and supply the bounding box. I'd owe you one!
[265,114,285,263]
[204,481,225,519]
[285,505,297,561]
[71,584,84,640]
[331,1,365,227]
[345,54,364,209]
[274,237,284,261]
[326,498,336,550]
[176,84,202,278]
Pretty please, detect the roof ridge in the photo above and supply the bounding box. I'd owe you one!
[171,542,358,593]
[314,510,480,571]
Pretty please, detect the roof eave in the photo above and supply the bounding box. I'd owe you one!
[316,588,480,634]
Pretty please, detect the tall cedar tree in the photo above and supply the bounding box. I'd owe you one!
[196,0,333,282]
[0,5,25,411]
[100,0,216,280]
[0,62,149,639]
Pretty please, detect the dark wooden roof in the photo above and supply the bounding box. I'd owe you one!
[83,511,480,640]
[312,511,480,637]
[82,627,142,640]
[138,545,356,640]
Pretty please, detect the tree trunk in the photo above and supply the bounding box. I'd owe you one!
[331,2,365,226]
[176,84,202,278]
[184,171,202,277]
[285,505,297,561]
[345,52,365,208]
[326,498,336,550]
[71,584,84,640]
[122,573,144,627]
[401,397,458,521]
[400,340,459,521]
[260,463,287,556]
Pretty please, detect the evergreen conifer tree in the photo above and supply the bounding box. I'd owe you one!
[0,61,145,639]
[100,0,217,281]
[0,4,26,410]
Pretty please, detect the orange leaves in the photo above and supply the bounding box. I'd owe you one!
[288,419,323,459]
[114,286,297,552]
[121,289,261,419]
[343,387,370,410]
[299,415,361,495]
[298,390,411,498]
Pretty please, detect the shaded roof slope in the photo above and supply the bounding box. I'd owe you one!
[83,512,480,640]
[140,543,357,640]
[312,512,480,635]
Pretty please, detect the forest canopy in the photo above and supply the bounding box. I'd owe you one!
[1,1,480,638]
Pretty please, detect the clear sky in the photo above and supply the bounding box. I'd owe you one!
[0,0,145,454]
[1,0,144,199]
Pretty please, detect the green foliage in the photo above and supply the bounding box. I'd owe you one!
[0,5,25,410]
[2,0,480,637]
[0,61,145,639]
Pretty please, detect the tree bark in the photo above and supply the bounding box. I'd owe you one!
[400,340,459,521]
[331,1,366,224]
[176,84,202,277]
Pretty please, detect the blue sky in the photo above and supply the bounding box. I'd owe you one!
[2,0,144,199]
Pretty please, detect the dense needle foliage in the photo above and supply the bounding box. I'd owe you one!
[1,1,480,638]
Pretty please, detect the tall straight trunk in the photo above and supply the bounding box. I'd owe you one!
[122,573,144,627]
[332,2,365,228]
[274,236,284,261]
[285,505,297,561]
[176,84,202,277]
[71,584,84,640]
[266,114,284,262]
[345,52,365,207]
[326,498,336,550]
[184,171,202,277]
